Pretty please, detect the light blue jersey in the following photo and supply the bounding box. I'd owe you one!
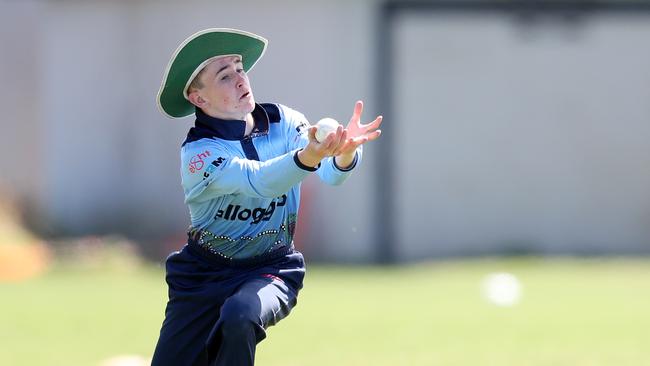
[180,103,361,259]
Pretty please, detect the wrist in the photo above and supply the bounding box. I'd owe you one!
[297,148,324,168]
[334,151,357,171]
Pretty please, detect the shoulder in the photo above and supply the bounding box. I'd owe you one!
[181,139,232,173]
[260,102,309,128]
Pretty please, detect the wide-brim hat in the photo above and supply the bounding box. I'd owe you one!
[157,28,268,118]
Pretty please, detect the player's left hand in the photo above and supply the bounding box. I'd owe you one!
[333,101,382,167]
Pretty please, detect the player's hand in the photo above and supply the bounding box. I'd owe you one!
[297,124,348,168]
[334,100,382,167]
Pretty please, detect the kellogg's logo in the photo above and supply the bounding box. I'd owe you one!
[215,194,287,224]
[188,150,211,173]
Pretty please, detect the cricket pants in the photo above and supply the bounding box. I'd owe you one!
[151,242,305,366]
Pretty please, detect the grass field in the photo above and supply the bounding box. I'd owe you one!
[2,257,650,366]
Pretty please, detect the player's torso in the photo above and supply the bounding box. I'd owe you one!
[182,111,303,258]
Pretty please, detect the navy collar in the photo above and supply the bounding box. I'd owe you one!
[183,103,280,145]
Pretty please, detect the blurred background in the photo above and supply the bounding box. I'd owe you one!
[2,0,650,365]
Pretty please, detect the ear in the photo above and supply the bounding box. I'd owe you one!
[187,90,207,108]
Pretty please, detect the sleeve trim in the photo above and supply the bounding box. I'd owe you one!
[333,151,359,172]
[293,149,320,172]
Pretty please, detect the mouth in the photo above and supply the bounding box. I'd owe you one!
[240,91,251,100]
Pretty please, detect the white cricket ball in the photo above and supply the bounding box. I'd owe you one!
[315,118,340,143]
[481,272,522,307]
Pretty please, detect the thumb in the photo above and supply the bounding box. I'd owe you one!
[307,126,318,143]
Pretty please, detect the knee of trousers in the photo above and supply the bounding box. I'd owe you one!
[218,296,265,341]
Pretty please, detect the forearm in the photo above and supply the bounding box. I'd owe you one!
[185,151,312,202]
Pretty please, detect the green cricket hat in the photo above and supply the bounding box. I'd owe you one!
[157,28,268,118]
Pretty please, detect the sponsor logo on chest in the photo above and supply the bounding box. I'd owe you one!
[215,194,287,225]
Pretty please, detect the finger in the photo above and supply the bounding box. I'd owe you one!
[335,126,346,146]
[322,131,341,155]
[365,129,382,142]
[348,100,364,126]
[363,115,383,131]
[348,134,373,147]
[332,129,349,155]
[307,126,318,142]
[323,131,337,148]
[327,126,345,154]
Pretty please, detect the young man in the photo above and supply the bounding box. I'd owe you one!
[152,28,382,366]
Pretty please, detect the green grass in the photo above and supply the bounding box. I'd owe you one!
[2,258,650,365]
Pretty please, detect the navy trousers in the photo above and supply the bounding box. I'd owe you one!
[151,244,305,366]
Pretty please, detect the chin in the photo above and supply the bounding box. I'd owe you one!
[243,99,256,113]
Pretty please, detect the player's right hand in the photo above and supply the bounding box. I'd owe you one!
[297,125,347,167]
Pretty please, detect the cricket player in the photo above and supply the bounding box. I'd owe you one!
[151,28,382,366]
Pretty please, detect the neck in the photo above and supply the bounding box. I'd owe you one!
[244,114,255,136]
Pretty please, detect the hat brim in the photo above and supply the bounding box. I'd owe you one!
[157,28,268,118]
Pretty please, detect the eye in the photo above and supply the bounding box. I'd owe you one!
[221,74,230,81]
[236,68,244,73]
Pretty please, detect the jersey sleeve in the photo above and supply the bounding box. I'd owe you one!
[181,141,311,203]
[280,104,363,186]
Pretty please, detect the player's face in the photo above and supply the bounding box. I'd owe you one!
[194,55,255,120]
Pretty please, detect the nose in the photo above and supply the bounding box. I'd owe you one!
[236,73,246,88]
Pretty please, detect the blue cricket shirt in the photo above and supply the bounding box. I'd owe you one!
[180,103,361,259]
